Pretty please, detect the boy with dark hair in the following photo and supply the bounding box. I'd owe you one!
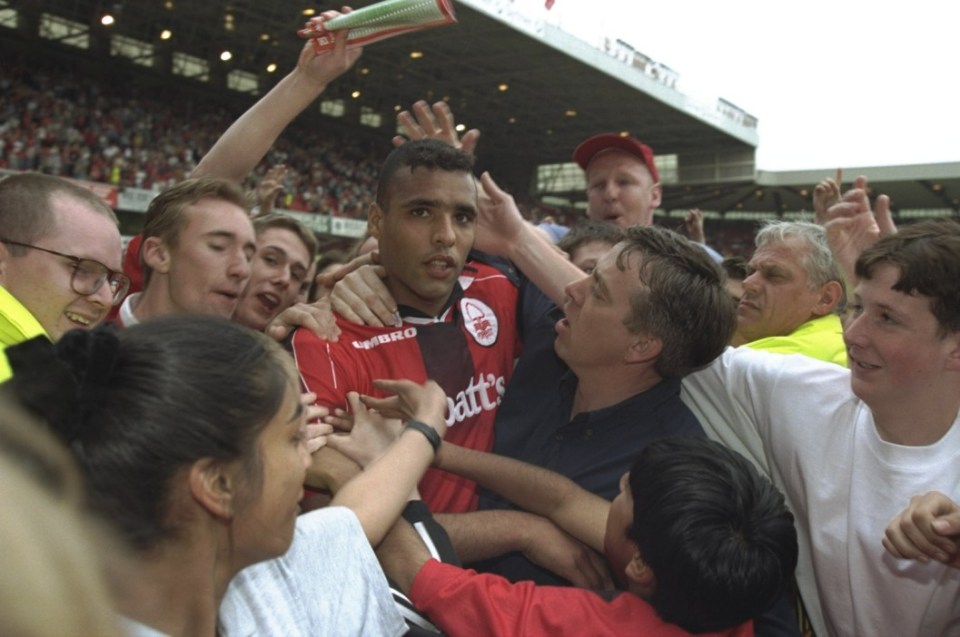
[371,436,798,636]
[556,220,624,274]
[373,138,476,206]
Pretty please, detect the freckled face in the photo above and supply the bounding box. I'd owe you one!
[844,264,960,409]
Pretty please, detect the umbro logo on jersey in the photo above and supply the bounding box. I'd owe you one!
[350,327,418,350]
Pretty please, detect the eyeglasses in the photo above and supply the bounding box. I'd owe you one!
[1,239,131,305]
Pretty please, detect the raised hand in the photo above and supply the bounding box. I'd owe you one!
[684,208,706,243]
[824,176,896,285]
[392,100,480,155]
[473,171,529,256]
[296,8,364,91]
[813,168,844,225]
[254,164,287,217]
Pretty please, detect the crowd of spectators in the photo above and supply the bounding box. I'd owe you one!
[0,54,761,253]
[0,59,384,217]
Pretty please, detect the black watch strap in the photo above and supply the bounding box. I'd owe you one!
[405,419,441,453]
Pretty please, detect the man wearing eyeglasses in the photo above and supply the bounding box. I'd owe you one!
[0,173,127,380]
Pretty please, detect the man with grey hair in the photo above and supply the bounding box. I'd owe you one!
[734,220,846,365]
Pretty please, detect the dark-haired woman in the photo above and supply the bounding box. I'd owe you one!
[5,315,448,636]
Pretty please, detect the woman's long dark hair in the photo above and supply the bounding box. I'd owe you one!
[5,315,292,551]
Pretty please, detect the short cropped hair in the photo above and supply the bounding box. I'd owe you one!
[0,173,117,255]
[856,218,960,336]
[617,226,736,378]
[141,177,251,285]
[6,316,292,552]
[375,139,474,208]
[253,213,319,263]
[629,437,798,633]
[557,221,624,255]
[755,220,846,311]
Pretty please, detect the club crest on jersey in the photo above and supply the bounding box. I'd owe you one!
[460,298,498,347]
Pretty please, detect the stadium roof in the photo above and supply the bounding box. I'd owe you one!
[8,0,959,217]
[12,1,754,172]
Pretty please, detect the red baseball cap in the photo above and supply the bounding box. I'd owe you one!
[573,133,659,184]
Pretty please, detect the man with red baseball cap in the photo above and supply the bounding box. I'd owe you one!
[573,133,724,263]
[573,133,662,228]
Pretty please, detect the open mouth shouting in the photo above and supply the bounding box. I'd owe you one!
[424,254,457,279]
[256,292,281,314]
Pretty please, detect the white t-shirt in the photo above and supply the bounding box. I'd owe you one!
[220,506,406,637]
[682,347,960,637]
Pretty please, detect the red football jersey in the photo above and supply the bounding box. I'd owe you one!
[292,261,521,513]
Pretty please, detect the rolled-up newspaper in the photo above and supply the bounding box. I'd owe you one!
[298,0,457,52]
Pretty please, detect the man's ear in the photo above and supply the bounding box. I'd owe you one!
[624,549,657,598]
[625,335,662,365]
[811,280,844,317]
[367,204,383,241]
[943,332,960,373]
[141,236,172,275]
[188,458,237,520]
[649,182,663,210]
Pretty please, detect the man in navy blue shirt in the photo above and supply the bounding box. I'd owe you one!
[470,225,734,585]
